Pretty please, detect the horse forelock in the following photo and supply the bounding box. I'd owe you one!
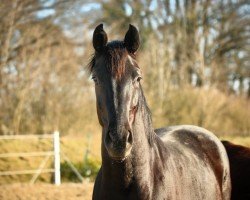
[88,40,137,79]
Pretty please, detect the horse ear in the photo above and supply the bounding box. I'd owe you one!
[93,24,108,52]
[124,24,140,54]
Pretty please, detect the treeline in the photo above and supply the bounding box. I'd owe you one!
[0,0,249,136]
[100,0,249,94]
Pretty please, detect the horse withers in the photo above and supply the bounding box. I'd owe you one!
[89,24,231,200]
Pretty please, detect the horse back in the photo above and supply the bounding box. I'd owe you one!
[155,125,231,200]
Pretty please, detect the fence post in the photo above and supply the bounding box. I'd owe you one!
[53,131,61,185]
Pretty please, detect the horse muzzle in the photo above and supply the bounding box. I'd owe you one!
[104,129,133,160]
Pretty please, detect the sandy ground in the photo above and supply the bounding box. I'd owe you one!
[0,182,94,200]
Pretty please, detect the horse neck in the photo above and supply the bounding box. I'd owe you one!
[101,87,155,190]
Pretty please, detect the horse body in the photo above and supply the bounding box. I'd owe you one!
[90,24,231,200]
[93,125,231,200]
[156,126,231,200]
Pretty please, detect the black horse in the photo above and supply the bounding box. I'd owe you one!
[222,140,250,200]
[89,24,231,200]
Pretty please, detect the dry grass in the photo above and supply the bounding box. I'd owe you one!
[0,130,249,185]
[0,134,101,184]
[0,134,250,200]
[220,136,250,147]
[0,182,93,200]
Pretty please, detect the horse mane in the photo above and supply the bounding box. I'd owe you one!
[139,85,155,146]
[88,41,137,79]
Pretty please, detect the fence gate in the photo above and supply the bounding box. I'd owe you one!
[0,131,61,185]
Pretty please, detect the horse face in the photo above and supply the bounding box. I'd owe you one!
[91,24,141,160]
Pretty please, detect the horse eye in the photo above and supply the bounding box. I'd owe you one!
[92,76,98,84]
[136,76,142,82]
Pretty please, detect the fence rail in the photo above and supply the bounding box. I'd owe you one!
[0,134,54,140]
[0,169,55,176]
[0,131,61,185]
[0,151,55,158]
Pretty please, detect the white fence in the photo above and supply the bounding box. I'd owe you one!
[0,131,61,185]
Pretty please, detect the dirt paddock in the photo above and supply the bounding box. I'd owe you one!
[0,182,94,200]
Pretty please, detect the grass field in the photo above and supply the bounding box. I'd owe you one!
[220,136,250,147]
[0,133,101,184]
[0,182,93,200]
[0,133,249,185]
[0,133,249,200]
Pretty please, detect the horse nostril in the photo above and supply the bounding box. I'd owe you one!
[127,131,133,144]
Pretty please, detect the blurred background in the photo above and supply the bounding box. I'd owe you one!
[0,0,249,199]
